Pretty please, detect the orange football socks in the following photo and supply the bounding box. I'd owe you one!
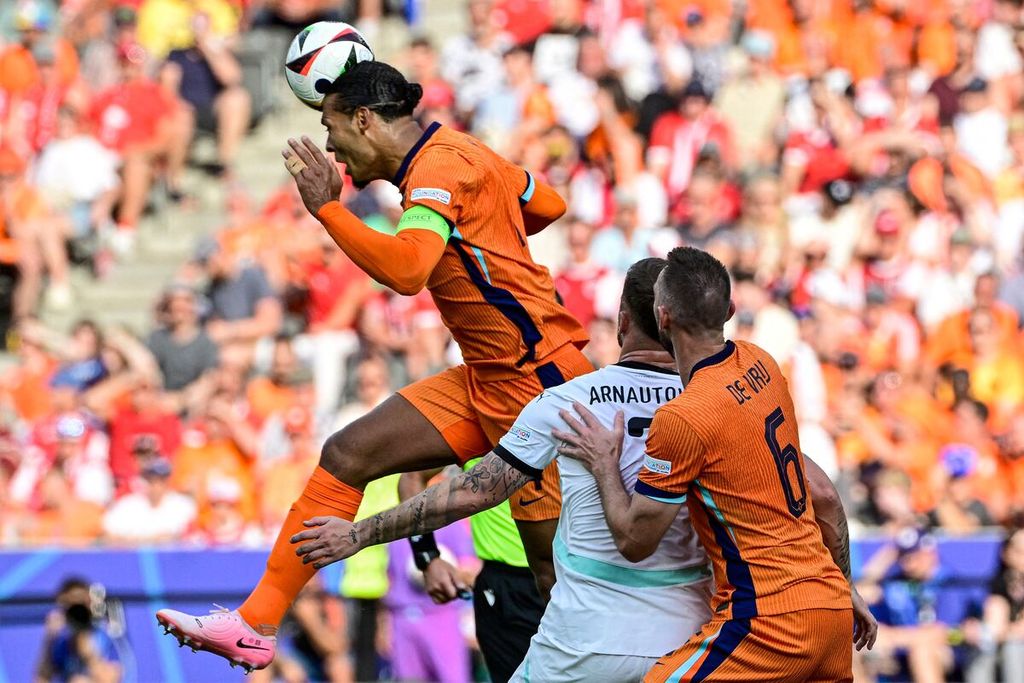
[238,467,363,633]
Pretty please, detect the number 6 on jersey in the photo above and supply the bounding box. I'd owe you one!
[764,407,807,517]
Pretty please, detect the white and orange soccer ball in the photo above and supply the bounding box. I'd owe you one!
[285,21,374,110]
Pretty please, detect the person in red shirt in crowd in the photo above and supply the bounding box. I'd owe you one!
[103,377,183,496]
[647,79,735,213]
[289,230,371,414]
[781,79,857,198]
[553,218,615,331]
[89,40,192,249]
[10,40,89,155]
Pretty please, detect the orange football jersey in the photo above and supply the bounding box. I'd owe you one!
[394,123,588,380]
[637,340,850,619]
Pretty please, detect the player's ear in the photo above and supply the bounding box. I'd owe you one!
[657,305,671,332]
[726,300,736,322]
[617,309,629,338]
[354,107,372,133]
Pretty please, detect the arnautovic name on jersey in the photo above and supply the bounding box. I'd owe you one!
[588,384,682,405]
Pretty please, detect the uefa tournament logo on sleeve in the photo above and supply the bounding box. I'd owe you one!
[643,454,672,475]
[509,426,532,442]
[410,188,452,205]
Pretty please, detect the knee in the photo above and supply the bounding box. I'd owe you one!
[320,427,370,485]
[219,87,251,114]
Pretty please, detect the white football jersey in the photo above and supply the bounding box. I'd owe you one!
[495,362,711,656]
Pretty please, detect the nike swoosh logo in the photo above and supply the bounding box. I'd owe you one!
[236,639,270,651]
[519,497,543,507]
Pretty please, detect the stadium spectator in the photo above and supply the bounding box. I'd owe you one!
[191,475,264,547]
[193,237,282,349]
[648,79,735,209]
[102,457,195,544]
[0,1,79,104]
[0,145,73,314]
[860,527,954,683]
[146,285,219,394]
[160,8,252,178]
[965,527,1024,682]
[89,40,191,249]
[247,335,303,424]
[15,468,105,547]
[290,229,369,414]
[171,391,257,520]
[99,376,182,496]
[33,106,119,270]
[332,355,391,430]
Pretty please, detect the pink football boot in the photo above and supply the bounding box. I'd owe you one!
[155,606,275,673]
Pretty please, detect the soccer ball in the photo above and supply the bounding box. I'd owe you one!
[285,21,374,110]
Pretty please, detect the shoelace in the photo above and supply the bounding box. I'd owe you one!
[209,604,230,614]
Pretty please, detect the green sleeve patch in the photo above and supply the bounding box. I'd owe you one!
[396,205,451,242]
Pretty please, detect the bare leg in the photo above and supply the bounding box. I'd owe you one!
[117,151,152,228]
[319,393,458,486]
[37,217,70,287]
[213,86,251,171]
[165,105,195,193]
[13,223,43,318]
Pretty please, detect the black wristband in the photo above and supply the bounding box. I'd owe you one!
[410,532,440,571]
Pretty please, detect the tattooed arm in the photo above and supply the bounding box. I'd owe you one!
[803,454,850,579]
[291,453,532,569]
[804,454,877,651]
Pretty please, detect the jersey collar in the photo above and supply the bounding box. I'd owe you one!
[688,340,736,381]
[393,121,442,188]
[614,360,678,375]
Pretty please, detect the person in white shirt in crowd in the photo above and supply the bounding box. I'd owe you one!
[33,106,119,258]
[103,457,196,544]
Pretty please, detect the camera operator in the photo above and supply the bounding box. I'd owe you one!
[34,577,122,683]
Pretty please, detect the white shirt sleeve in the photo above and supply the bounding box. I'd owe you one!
[494,390,566,477]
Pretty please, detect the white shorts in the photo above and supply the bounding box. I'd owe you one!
[509,629,661,683]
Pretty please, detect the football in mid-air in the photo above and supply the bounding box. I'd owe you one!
[285,21,374,110]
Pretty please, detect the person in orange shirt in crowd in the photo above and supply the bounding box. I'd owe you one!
[247,336,302,425]
[15,468,105,547]
[0,2,79,102]
[172,392,258,522]
[0,145,73,313]
[964,308,1024,429]
[259,404,320,533]
[934,399,1012,522]
[927,272,1020,369]
[0,317,57,423]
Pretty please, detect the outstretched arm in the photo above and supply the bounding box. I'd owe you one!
[284,136,447,295]
[804,454,878,651]
[553,406,680,562]
[291,453,531,568]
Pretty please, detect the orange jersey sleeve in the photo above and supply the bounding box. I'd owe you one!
[395,124,587,378]
[637,340,850,619]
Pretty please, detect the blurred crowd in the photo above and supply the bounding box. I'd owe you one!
[4,0,1024,680]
